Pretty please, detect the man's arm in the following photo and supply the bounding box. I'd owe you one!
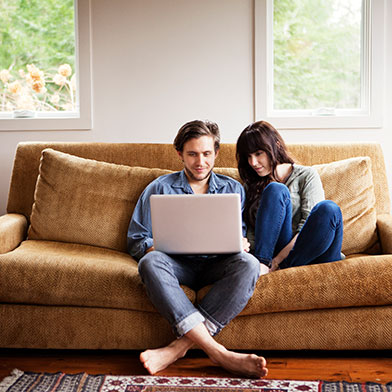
[238,184,248,238]
[127,187,154,260]
[235,182,251,252]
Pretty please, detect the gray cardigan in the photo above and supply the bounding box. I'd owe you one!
[285,164,325,234]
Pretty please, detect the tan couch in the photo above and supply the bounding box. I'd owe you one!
[1,141,392,351]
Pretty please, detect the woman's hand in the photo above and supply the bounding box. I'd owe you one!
[270,233,299,271]
[242,237,250,252]
[269,258,280,272]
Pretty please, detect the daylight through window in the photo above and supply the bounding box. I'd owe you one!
[255,0,384,128]
[273,0,363,113]
[0,0,77,118]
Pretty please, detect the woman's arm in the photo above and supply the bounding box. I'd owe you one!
[295,167,325,234]
[270,167,324,271]
[270,233,298,271]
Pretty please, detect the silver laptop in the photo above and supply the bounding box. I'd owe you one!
[150,194,243,254]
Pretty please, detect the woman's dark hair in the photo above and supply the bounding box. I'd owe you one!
[174,120,220,152]
[236,121,294,226]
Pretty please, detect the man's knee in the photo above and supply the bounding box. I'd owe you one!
[237,252,261,279]
[138,250,167,278]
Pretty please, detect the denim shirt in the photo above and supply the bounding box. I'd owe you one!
[127,170,246,260]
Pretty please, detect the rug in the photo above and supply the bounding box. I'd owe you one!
[1,370,391,392]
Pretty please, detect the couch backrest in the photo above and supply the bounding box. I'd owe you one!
[7,141,390,220]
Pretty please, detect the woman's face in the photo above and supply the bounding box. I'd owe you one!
[248,150,272,177]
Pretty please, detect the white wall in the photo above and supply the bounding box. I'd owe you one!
[1,0,391,215]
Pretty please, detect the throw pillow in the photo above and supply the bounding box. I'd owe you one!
[28,148,172,252]
[214,167,242,183]
[313,157,377,255]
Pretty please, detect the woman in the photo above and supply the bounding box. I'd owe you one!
[236,121,343,271]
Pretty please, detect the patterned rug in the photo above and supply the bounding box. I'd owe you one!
[1,369,391,392]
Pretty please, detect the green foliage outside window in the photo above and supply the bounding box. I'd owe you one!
[273,0,362,111]
[0,0,76,113]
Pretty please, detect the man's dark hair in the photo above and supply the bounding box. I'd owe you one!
[174,120,220,152]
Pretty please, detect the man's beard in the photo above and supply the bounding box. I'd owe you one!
[184,166,214,182]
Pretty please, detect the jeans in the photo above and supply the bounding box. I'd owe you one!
[138,251,260,338]
[254,182,343,269]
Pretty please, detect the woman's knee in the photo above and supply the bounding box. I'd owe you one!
[263,182,290,202]
[313,200,342,223]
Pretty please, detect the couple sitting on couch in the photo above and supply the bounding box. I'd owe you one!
[127,119,343,378]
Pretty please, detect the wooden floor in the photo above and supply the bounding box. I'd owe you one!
[1,349,392,383]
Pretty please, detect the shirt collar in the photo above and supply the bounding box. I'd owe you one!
[172,170,226,194]
[208,171,226,193]
[171,170,193,193]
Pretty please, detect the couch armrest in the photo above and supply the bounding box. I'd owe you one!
[0,213,28,254]
[377,214,392,254]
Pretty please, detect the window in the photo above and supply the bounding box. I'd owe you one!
[255,0,384,129]
[0,0,92,131]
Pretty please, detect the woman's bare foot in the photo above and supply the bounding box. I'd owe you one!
[209,346,268,378]
[140,337,193,375]
[259,263,269,276]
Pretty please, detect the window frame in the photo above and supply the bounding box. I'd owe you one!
[254,0,384,129]
[0,0,92,131]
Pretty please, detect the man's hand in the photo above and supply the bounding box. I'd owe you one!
[242,237,250,253]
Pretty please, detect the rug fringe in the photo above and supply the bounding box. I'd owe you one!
[0,369,24,392]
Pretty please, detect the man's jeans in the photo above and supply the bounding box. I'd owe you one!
[254,182,343,268]
[138,251,260,338]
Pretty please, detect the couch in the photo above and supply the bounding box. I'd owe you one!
[1,141,392,351]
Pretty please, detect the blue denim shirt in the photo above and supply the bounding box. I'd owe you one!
[127,170,246,260]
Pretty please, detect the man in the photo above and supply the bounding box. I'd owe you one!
[127,120,269,378]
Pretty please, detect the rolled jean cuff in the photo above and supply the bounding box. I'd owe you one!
[203,318,219,336]
[175,311,205,338]
[197,306,224,337]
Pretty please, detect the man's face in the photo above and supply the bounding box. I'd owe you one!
[178,135,218,182]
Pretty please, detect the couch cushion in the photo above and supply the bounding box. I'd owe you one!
[198,253,392,316]
[0,240,196,311]
[214,167,242,183]
[313,157,377,255]
[28,149,172,252]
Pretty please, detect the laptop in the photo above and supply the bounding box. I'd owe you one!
[150,193,243,254]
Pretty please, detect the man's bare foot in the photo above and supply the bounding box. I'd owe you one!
[140,338,193,375]
[209,346,268,378]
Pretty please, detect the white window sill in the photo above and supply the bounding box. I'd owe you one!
[0,107,91,131]
[262,112,383,130]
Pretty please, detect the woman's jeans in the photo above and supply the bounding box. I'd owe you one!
[138,251,260,338]
[254,182,343,269]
